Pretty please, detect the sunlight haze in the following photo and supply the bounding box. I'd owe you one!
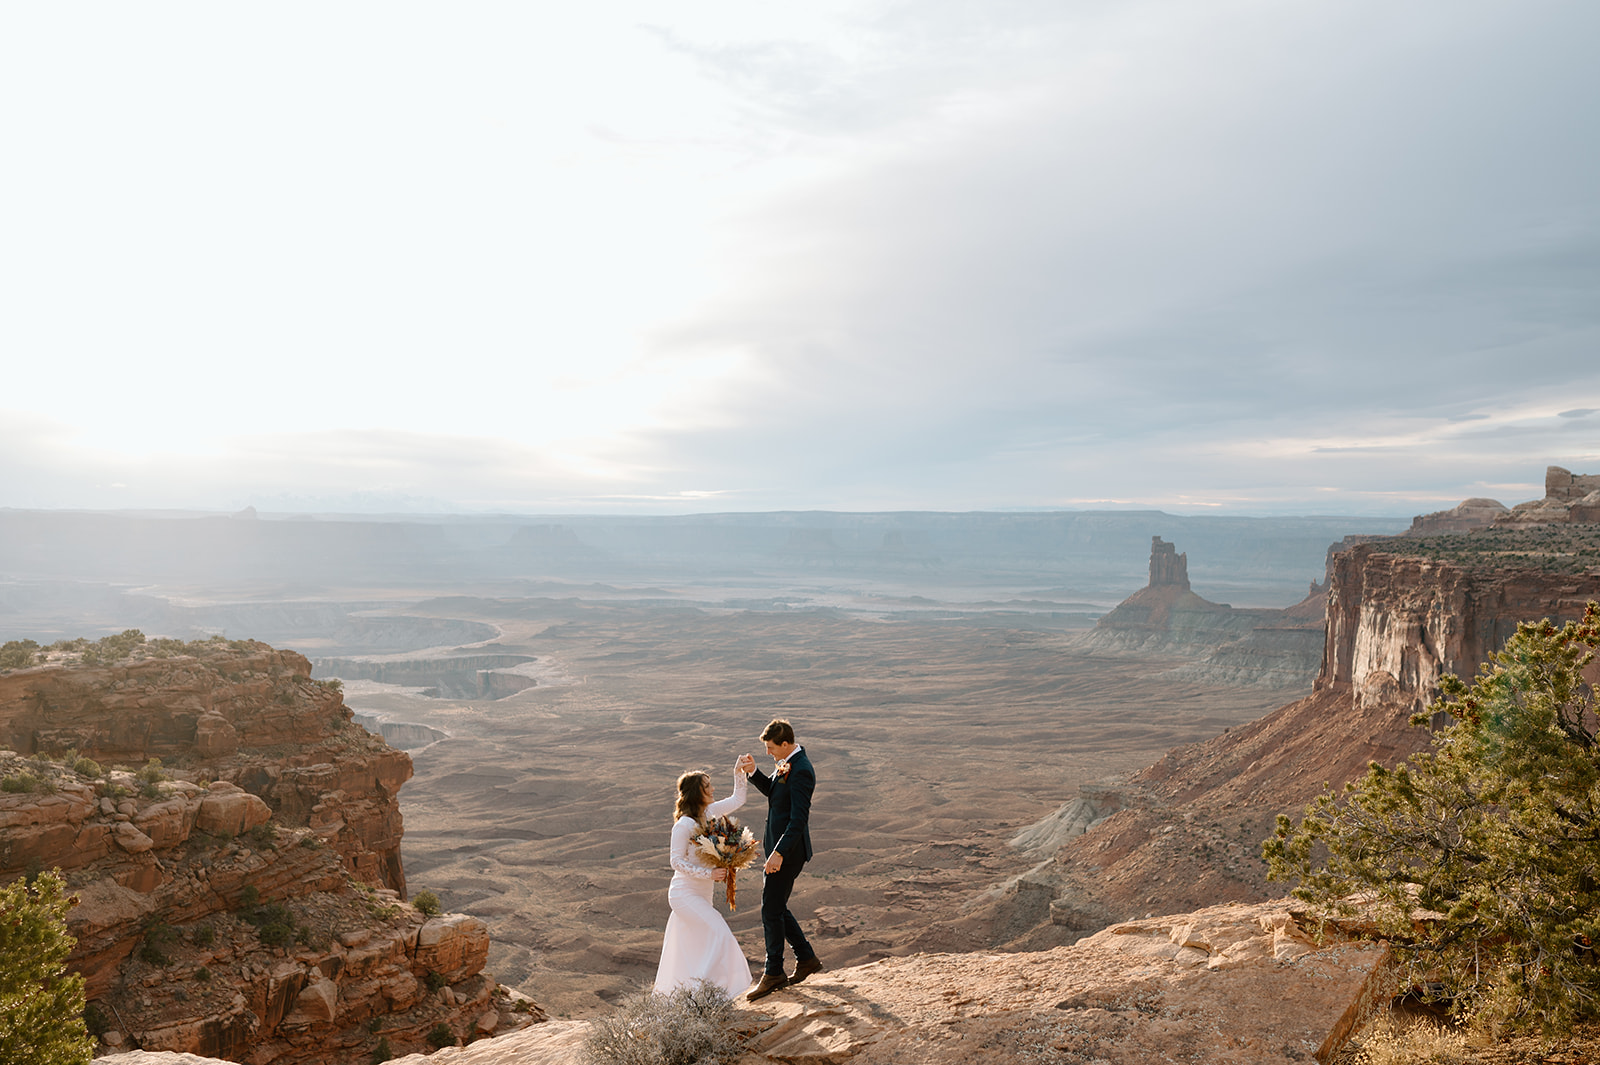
[3,1,1596,514]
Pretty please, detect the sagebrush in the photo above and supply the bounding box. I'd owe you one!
[584,982,744,1065]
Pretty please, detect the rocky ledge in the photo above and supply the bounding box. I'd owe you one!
[99,899,1390,1065]
[0,637,544,1063]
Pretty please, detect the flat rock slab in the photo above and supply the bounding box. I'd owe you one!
[738,899,1387,1065]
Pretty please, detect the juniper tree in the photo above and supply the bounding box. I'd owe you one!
[0,871,95,1065]
[1265,603,1600,1034]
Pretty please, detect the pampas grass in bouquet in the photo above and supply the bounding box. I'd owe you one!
[691,815,763,910]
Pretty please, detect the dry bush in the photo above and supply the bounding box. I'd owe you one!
[584,982,744,1065]
[1351,1015,1471,1065]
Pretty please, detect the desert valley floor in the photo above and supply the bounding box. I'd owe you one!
[329,591,1300,1016]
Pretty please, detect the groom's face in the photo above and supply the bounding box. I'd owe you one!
[764,740,789,760]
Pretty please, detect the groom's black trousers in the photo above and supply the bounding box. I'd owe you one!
[761,856,815,976]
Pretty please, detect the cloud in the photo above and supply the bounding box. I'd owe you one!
[2,1,1598,515]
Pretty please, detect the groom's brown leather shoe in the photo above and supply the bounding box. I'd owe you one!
[746,972,788,1001]
[789,956,824,983]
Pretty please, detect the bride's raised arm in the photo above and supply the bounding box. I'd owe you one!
[706,769,747,817]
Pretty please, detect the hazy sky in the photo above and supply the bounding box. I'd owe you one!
[3,1,1596,516]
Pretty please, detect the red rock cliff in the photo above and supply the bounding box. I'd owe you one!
[0,643,409,895]
[999,543,1600,943]
[0,640,542,1063]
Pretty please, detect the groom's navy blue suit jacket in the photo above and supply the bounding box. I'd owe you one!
[750,747,814,862]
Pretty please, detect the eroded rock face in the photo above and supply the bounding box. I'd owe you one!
[0,642,545,1065]
[996,543,1600,942]
[0,644,409,894]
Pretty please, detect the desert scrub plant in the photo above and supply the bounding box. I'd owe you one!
[0,638,40,671]
[1349,1013,1471,1065]
[370,1036,393,1063]
[426,1022,456,1049]
[0,871,96,1065]
[583,982,745,1065]
[2,772,41,794]
[424,971,447,993]
[245,821,277,849]
[412,889,442,917]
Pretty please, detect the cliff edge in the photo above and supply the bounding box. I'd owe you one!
[0,636,543,1063]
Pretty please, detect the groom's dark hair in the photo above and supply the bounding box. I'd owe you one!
[761,718,795,745]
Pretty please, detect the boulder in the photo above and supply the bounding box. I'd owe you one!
[195,782,272,836]
[414,915,491,983]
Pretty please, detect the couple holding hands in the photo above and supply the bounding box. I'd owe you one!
[653,718,822,1002]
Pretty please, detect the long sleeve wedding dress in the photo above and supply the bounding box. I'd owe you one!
[653,772,751,997]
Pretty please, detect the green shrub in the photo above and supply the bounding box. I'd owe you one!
[192,925,215,948]
[583,982,744,1065]
[135,759,167,785]
[70,758,102,778]
[424,971,446,992]
[426,1023,456,1049]
[371,1036,393,1063]
[245,822,277,850]
[0,872,96,1064]
[2,773,39,794]
[413,890,442,917]
[82,1003,109,1037]
[238,885,260,909]
[194,967,211,982]
[1267,603,1600,1035]
[257,923,295,949]
[138,921,176,967]
[0,638,40,671]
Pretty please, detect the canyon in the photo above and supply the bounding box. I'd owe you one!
[7,493,1600,1063]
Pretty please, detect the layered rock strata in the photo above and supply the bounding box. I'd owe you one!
[1002,543,1600,941]
[0,641,542,1063]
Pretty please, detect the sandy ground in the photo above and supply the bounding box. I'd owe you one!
[335,594,1298,1018]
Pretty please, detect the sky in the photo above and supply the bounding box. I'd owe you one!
[2,1,1597,517]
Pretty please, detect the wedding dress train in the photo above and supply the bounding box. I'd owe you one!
[653,772,751,997]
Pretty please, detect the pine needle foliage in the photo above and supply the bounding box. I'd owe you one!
[0,871,95,1065]
[1265,603,1600,1035]
[584,982,745,1065]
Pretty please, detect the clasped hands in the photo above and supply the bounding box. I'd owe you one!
[733,753,784,875]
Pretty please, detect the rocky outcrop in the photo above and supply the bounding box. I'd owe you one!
[1494,466,1600,526]
[103,900,1390,1065]
[1074,537,1329,690]
[1545,465,1600,503]
[0,640,544,1064]
[998,542,1600,944]
[1406,497,1509,535]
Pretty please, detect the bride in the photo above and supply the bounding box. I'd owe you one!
[653,759,753,997]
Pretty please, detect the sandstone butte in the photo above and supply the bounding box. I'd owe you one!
[0,641,542,1064]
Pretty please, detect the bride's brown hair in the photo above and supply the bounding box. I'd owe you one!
[674,770,711,823]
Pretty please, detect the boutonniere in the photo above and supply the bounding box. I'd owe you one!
[774,759,791,779]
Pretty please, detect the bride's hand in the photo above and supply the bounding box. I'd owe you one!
[711,868,728,882]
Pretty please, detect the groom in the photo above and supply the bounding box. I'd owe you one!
[742,718,822,1000]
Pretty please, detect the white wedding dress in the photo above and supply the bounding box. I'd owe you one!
[653,772,752,997]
